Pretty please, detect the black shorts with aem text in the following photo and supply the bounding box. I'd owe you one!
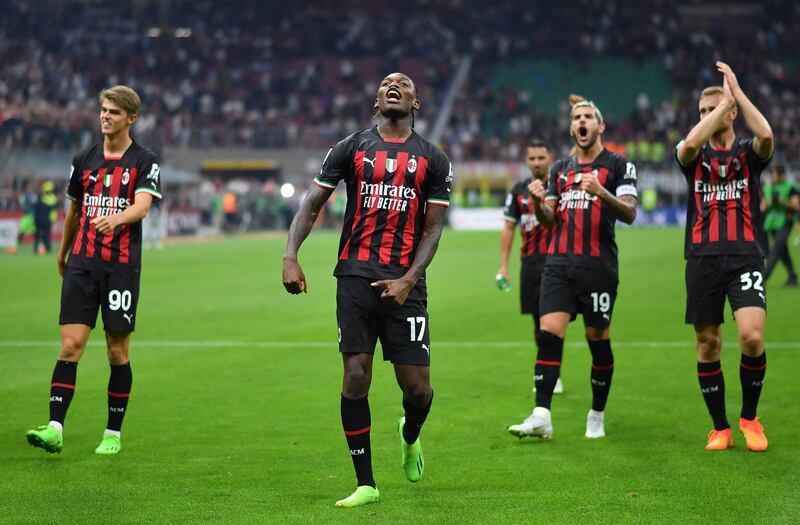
[685,254,766,325]
[59,264,141,332]
[520,256,546,316]
[539,262,619,329]
[336,275,431,366]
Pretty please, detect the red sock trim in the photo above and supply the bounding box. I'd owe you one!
[740,362,766,371]
[51,382,75,389]
[535,360,561,366]
[344,426,370,436]
[697,369,722,377]
[591,363,615,371]
[107,391,130,398]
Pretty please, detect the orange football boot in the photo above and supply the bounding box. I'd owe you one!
[739,417,768,452]
[705,428,733,450]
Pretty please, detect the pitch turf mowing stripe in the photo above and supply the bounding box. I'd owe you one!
[2,340,800,349]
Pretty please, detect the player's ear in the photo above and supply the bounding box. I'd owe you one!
[128,113,137,126]
[412,98,421,111]
[374,97,379,109]
[598,121,606,134]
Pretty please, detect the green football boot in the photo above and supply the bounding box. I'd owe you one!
[334,485,380,508]
[26,425,63,454]
[95,434,121,455]
[398,416,424,482]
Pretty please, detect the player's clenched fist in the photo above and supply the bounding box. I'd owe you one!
[580,171,604,196]
[282,256,307,294]
[528,179,546,201]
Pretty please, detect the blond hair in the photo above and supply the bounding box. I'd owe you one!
[98,85,141,115]
[700,86,724,98]
[571,100,604,124]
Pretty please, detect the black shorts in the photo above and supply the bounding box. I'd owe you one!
[520,257,546,316]
[539,263,619,328]
[336,275,430,366]
[59,264,141,332]
[685,255,766,325]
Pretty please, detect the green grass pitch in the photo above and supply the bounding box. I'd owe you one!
[1,227,798,523]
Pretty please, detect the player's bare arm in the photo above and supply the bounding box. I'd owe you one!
[677,83,736,165]
[57,199,82,277]
[580,174,637,224]
[372,204,447,306]
[92,192,154,235]
[283,184,332,294]
[716,61,774,159]
[498,220,516,282]
[529,179,555,228]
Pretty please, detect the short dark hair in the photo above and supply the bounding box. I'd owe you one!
[527,139,550,151]
[774,165,786,176]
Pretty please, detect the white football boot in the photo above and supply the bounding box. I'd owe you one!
[508,407,553,439]
[585,409,606,438]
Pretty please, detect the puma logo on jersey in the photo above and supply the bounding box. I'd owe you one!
[422,344,430,356]
[123,313,133,324]
[89,174,98,182]
[363,156,376,168]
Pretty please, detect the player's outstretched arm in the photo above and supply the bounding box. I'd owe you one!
[283,184,332,294]
[92,193,154,235]
[57,199,81,277]
[716,61,774,159]
[677,88,736,166]
[498,220,516,283]
[372,204,447,306]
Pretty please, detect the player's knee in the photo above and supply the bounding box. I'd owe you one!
[739,329,764,355]
[343,366,371,395]
[59,337,85,360]
[695,332,721,359]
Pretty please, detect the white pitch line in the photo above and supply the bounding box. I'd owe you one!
[1,340,799,349]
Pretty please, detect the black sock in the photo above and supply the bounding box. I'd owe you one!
[740,352,766,420]
[588,339,614,412]
[698,361,729,430]
[107,362,132,432]
[402,390,433,444]
[534,330,563,409]
[341,394,375,488]
[49,360,78,425]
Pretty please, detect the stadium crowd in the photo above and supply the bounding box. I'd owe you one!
[0,0,798,168]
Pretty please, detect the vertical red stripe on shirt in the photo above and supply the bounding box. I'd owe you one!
[399,156,428,266]
[84,168,108,259]
[590,168,609,256]
[72,169,92,255]
[517,195,529,257]
[378,152,409,265]
[357,151,387,261]
[573,169,591,256]
[725,157,738,241]
[339,151,366,260]
[119,168,138,263]
[708,158,720,242]
[528,198,538,257]
[740,153,755,241]
[692,159,704,244]
[101,167,124,261]
[558,172,575,254]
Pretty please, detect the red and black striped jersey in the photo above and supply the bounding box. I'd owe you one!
[545,149,638,267]
[66,141,162,270]
[314,126,452,280]
[676,138,770,258]
[503,178,553,260]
